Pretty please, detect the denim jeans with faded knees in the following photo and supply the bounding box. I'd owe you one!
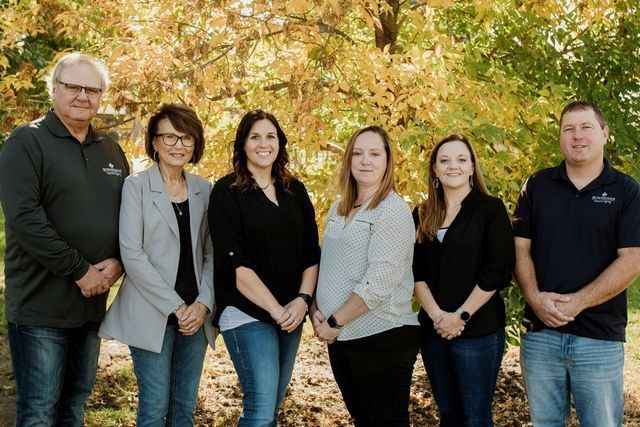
[421,328,505,427]
[129,325,208,427]
[8,322,101,427]
[222,321,303,427]
[520,328,624,427]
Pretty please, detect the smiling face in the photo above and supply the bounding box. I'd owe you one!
[152,118,195,170]
[243,119,280,173]
[559,108,608,168]
[51,61,103,129]
[433,139,474,191]
[350,131,388,191]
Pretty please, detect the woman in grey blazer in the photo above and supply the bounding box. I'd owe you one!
[100,104,215,426]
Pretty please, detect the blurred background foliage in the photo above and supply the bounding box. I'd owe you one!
[1,0,638,342]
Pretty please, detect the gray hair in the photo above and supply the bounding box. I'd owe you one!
[46,52,110,99]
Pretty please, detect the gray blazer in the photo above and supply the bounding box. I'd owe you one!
[99,163,216,353]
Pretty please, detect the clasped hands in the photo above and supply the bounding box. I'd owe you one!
[432,310,466,340]
[270,297,308,333]
[175,301,209,336]
[75,258,123,298]
[529,291,582,328]
[309,307,339,344]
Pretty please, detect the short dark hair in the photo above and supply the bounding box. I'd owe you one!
[232,109,294,192]
[145,103,205,164]
[560,100,606,129]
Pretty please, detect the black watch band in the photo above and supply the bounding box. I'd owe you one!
[297,293,312,306]
[327,314,343,329]
[456,307,471,322]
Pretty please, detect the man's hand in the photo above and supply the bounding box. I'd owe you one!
[95,258,124,287]
[178,302,208,336]
[529,291,574,327]
[75,265,110,297]
[555,293,585,319]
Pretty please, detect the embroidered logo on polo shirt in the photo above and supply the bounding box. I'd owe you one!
[102,162,123,177]
[592,192,615,204]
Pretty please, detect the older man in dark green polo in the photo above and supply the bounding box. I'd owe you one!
[0,52,129,426]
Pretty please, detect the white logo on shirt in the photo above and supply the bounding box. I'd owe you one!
[592,192,615,204]
[102,163,123,177]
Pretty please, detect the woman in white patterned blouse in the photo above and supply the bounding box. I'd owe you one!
[312,125,420,427]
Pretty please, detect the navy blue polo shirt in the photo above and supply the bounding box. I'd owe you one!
[513,159,640,341]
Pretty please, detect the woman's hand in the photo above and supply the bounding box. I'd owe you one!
[178,302,208,336]
[280,297,308,333]
[315,319,340,344]
[269,304,291,326]
[310,306,326,339]
[434,312,465,340]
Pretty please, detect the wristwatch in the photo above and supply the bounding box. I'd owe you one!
[297,292,313,306]
[455,307,471,322]
[327,314,343,329]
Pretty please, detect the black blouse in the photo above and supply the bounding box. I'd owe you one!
[208,174,320,326]
[412,189,515,337]
[168,199,198,325]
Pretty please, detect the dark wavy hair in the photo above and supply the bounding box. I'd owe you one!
[232,109,294,192]
[145,103,205,164]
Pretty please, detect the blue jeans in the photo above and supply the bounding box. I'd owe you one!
[421,328,505,427]
[7,322,101,427]
[222,321,303,427]
[520,328,624,427]
[129,325,208,427]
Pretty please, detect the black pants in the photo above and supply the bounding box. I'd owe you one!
[328,325,420,427]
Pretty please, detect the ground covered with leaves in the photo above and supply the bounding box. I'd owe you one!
[79,325,640,426]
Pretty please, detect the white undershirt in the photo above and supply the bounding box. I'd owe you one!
[218,306,259,332]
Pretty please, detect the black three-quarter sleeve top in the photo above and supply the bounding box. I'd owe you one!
[412,189,515,338]
[208,174,320,326]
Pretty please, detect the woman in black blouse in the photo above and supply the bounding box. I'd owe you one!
[413,134,515,426]
[208,110,320,427]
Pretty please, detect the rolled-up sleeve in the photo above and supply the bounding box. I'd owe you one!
[477,199,515,292]
[208,179,254,280]
[353,199,415,310]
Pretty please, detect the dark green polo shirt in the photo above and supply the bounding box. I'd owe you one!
[0,110,130,327]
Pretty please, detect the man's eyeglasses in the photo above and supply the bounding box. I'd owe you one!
[57,80,103,98]
[156,133,196,147]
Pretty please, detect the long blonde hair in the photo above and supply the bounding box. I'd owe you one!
[336,126,396,217]
[416,134,489,243]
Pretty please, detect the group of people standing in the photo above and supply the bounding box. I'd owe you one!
[1,52,639,427]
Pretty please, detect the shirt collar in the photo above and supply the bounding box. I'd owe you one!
[44,109,104,145]
[551,158,617,188]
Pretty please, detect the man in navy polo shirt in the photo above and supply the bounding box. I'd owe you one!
[514,100,640,426]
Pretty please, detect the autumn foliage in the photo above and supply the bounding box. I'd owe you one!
[2,0,639,340]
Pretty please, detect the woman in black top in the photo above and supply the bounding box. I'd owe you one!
[208,110,320,427]
[413,134,515,426]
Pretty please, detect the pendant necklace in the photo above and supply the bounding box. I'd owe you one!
[172,201,184,216]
